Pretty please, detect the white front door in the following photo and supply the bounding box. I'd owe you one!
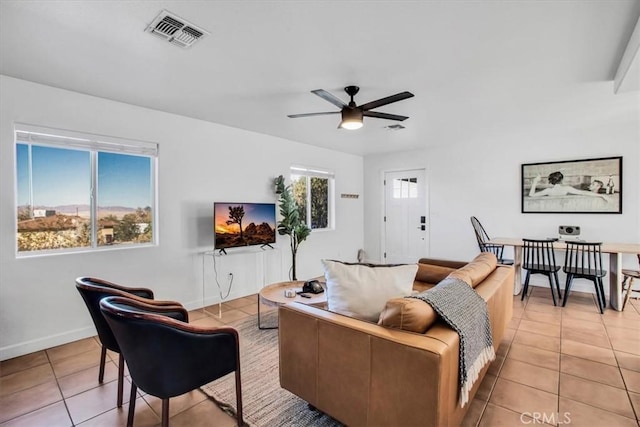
[383,169,428,264]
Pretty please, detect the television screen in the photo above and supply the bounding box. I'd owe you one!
[214,202,276,250]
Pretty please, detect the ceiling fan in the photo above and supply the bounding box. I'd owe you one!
[287,86,414,130]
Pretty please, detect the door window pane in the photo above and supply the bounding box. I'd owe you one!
[393,177,418,199]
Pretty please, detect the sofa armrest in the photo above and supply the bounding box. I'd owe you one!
[279,303,459,426]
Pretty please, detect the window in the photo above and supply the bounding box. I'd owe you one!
[392,177,418,199]
[290,166,334,230]
[15,124,157,254]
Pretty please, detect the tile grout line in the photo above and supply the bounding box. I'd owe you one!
[48,345,76,427]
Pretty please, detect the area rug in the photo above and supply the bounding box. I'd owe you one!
[200,311,343,427]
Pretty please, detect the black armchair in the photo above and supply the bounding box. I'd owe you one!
[75,277,187,407]
[99,295,243,427]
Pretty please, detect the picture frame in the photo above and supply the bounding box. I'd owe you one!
[521,156,622,214]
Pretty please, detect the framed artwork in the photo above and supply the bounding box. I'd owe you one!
[521,156,622,214]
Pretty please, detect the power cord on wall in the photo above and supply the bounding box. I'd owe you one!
[212,254,234,301]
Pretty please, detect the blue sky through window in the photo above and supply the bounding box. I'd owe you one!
[17,144,90,207]
[17,144,152,209]
[98,152,152,208]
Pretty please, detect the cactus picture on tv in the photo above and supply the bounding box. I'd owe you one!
[214,202,276,250]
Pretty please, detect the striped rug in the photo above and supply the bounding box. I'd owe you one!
[200,312,342,427]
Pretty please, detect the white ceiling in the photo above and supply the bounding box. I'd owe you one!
[1,1,638,156]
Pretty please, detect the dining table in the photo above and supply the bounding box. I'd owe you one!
[489,237,640,311]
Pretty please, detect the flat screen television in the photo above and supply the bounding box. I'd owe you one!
[214,202,276,252]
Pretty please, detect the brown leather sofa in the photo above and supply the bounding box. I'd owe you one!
[279,253,514,427]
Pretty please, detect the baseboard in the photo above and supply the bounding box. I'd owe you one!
[183,288,256,311]
[3,289,257,361]
[0,326,96,362]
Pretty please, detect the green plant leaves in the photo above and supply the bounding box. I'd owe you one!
[274,174,311,279]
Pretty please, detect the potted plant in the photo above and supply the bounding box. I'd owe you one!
[274,175,311,280]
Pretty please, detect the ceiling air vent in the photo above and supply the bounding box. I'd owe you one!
[146,10,209,48]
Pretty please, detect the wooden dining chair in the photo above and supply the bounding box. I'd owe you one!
[470,216,513,265]
[521,238,562,305]
[622,254,640,311]
[562,242,607,313]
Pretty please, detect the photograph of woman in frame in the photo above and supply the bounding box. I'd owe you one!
[521,157,622,214]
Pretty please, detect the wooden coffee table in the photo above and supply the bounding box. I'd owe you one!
[258,280,326,329]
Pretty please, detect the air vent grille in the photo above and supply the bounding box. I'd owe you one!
[146,10,209,48]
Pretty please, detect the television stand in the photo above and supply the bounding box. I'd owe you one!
[261,243,274,250]
[201,247,283,318]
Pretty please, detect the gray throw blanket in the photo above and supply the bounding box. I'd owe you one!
[408,277,495,407]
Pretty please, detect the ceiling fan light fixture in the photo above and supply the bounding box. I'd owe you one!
[288,85,414,129]
[339,108,363,130]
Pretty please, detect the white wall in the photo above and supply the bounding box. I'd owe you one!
[0,75,364,360]
[365,82,639,292]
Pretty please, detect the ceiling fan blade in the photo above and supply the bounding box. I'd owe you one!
[287,111,340,118]
[311,89,347,109]
[363,111,409,121]
[359,91,414,111]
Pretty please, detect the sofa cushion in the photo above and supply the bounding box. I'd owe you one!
[447,252,497,288]
[321,260,418,322]
[378,297,437,333]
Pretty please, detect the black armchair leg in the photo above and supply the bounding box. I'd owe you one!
[235,368,243,426]
[98,346,107,383]
[162,399,170,427]
[127,383,137,427]
[117,353,125,407]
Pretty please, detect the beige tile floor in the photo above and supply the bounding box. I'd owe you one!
[1,288,639,426]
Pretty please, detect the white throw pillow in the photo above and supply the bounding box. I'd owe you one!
[321,260,418,322]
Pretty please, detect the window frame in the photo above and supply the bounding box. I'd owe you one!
[14,123,158,257]
[290,166,335,231]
